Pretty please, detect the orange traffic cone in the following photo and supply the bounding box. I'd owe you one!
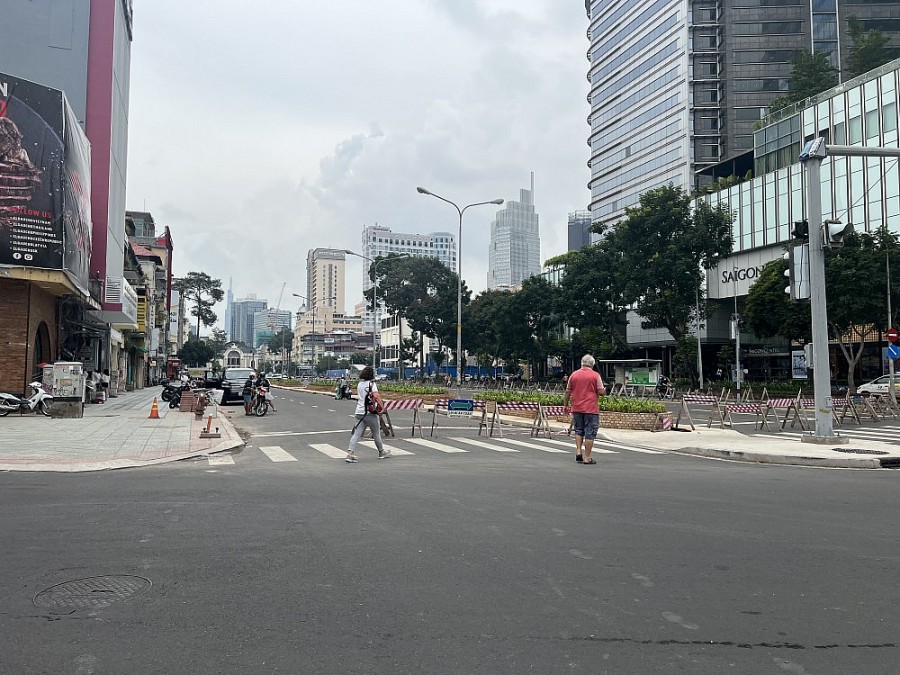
[149,397,160,419]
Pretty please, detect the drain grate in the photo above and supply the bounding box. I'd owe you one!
[33,575,151,610]
[831,448,890,455]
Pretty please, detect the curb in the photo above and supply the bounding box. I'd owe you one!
[664,446,883,469]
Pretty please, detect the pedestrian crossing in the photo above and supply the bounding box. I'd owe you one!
[758,424,900,445]
[208,433,662,466]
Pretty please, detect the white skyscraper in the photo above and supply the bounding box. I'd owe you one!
[487,175,541,290]
[359,224,457,332]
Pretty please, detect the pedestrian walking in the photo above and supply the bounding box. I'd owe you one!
[242,371,256,415]
[346,365,389,463]
[563,354,606,465]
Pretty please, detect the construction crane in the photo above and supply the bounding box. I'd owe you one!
[269,282,288,375]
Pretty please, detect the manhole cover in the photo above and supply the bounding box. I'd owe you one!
[33,575,151,610]
[831,448,890,455]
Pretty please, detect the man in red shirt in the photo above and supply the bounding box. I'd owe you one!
[563,354,606,465]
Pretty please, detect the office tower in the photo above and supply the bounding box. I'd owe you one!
[487,175,541,290]
[359,224,457,332]
[252,309,291,349]
[230,296,267,346]
[224,278,234,341]
[306,248,346,312]
[585,0,900,226]
[568,211,593,251]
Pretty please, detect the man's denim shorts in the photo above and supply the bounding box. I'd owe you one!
[572,412,600,440]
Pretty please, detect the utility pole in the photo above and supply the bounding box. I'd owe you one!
[799,139,900,443]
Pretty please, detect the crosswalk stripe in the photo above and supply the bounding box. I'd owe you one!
[600,441,662,454]
[379,443,415,456]
[405,437,469,453]
[259,446,298,462]
[778,428,898,441]
[489,437,572,453]
[310,443,348,459]
[451,437,519,452]
[207,454,235,465]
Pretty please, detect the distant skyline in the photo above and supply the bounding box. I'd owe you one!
[124,1,590,325]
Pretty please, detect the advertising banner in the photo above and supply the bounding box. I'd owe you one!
[0,72,91,292]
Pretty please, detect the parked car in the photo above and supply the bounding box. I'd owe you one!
[857,374,900,398]
[219,367,256,404]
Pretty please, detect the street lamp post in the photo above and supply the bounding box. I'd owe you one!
[416,186,503,391]
[344,250,411,371]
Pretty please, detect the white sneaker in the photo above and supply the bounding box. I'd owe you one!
[345,455,358,463]
[378,448,391,459]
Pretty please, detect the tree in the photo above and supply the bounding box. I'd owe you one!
[177,339,215,367]
[672,335,699,386]
[556,244,627,351]
[607,185,733,341]
[507,276,562,379]
[824,231,900,391]
[464,289,519,373]
[266,327,294,356]
[173,272,224,338]
[208,328,228,357]
[846,16,893,80]
[742,257,811,343]
[768,50,839,113]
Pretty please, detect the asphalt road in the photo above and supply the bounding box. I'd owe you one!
[1,388,899,674]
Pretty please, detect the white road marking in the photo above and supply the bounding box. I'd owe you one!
[600,441,662,454]
[405,437,469,453]
[490,437,571,453]
[207,454,235,465]
[311,443,348,459]
[450,437,519,452]
[259,446,298,462]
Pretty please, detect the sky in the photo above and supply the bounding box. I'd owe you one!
[125,0,591,329]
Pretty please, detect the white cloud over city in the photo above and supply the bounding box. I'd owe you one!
[126,0,590,325]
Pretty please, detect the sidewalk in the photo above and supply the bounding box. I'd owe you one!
[0,387,243,473]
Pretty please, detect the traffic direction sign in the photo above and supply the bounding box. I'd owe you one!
[888,343,900,360]
[447,399,475,417]
[887,327,899,343]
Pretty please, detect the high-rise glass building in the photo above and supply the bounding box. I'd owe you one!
[487,177,541,290]
[359,224,457,332]
[586,0,900,226]
[252,309,291,349]
[568,211,593,251]
[230,296,267,347]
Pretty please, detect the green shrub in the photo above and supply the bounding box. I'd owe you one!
[476,391,665,413]
[378,383,448,395]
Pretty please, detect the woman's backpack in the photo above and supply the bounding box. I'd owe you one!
[364,382,384,414]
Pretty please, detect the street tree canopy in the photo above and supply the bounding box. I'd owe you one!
[768,50,839,114]
[847,16,893,80]
[178,339,215,367]
[173,272,224,338]
[605,184,733,341]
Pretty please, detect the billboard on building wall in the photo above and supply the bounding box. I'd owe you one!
[0,72,91,293]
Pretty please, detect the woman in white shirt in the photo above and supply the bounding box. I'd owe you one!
[345,366,390,463]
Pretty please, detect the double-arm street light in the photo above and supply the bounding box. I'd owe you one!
[292,294,336,373]
[344,250,411,369]
[416,186,503,390]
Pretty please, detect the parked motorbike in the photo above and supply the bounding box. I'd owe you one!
[160,383,181,402]
[0,382,54,417]
[167,383,193,409]
[335,382,353,400]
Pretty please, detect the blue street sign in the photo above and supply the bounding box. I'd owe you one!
[888,343,900,360]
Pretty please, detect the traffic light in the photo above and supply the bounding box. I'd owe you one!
[792,220,809,239]
[784,244,810,301]
[822,219,853,248]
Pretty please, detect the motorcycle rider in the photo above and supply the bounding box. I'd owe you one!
[255,373,277,412]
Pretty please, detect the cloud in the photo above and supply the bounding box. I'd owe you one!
[126,0,589,327]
